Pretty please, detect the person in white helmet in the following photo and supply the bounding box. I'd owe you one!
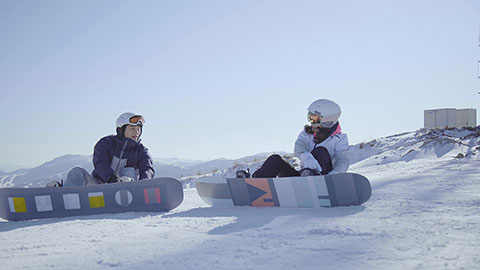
[236,99,349,178]
[47,112,155,187]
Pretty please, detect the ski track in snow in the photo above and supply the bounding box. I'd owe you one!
[1,158,479,270]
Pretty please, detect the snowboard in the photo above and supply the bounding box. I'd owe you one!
[0,177,183,221]
[196,173,371,208]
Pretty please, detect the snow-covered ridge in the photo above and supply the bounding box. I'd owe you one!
[348,127,480,168]
[1,127,478,188]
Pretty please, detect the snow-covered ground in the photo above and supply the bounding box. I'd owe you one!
[1,128,479,270]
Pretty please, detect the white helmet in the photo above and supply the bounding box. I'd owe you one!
[116,112,145,128]
[307,99,341,128]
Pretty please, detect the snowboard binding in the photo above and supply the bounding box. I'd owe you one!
[235,169,251,178]
[299,168,320,177]
[45,180,63,187]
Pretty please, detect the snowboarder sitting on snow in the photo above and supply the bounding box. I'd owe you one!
[236,99,349,178]
[47,112,155,187]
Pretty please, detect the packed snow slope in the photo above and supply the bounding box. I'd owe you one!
[0,127,479,270]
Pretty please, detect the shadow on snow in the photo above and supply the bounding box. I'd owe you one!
[163,205,367,235]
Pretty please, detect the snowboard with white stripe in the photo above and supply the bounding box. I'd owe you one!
[196,173,371,208]
[0,177,183,221]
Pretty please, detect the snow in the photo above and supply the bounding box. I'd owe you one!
[1,128,479,270]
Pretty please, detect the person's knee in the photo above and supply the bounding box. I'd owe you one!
[311,147,331,161]
[65,167,87,186]
[311,146,329,156]
[267,154,283,163]
[311,147,333,175]
[68,167,85,177]
[120,167,137,180]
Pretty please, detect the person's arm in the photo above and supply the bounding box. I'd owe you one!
[329,134,349,174]
[294,132,323,172]
[138,145,155,180]
[92,137,116,182]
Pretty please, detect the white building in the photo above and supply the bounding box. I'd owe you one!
[424,108,477,128]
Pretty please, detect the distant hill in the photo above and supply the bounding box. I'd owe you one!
[0,154,93,187]
[153,157,205,167]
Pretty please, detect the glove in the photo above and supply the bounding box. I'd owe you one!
[118,176,134,182]
[299,152,323,173]
[107,174,119,183]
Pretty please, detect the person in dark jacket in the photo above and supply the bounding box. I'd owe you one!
[47,112,155,187]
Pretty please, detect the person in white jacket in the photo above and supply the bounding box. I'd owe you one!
[237,99,349,178]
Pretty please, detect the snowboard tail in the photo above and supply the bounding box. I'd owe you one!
[0,177,183,221]
[196,173,371,208]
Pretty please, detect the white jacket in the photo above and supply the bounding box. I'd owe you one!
[294,124,349,175]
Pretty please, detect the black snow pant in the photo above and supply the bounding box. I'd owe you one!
[252,147,333,178]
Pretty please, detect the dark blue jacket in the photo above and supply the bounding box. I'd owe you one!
[91,135,155,182]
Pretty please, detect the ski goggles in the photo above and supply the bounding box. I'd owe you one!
[129,115,145,126]
[307,112,335,128]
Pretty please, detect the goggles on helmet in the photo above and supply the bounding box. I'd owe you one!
[307,112,335,128]
[129,115,145,126]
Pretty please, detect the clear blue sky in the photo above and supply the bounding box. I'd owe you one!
[1,0,479,170]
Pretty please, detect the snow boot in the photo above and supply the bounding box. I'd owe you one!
[45,180,63,187]
[235,169,251,178]
[299,168,320,177]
